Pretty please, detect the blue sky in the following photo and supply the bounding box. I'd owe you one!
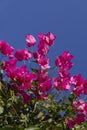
[0,0,87,78]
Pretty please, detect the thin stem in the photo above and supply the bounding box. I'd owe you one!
[61,121,65,130]
[49,66,57,77]
[11,104,20,119]
[0,82,20,119]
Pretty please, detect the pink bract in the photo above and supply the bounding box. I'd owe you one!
[37,55,50,70]
[67,118,75,128]
[38,41,49,55]
[38,32,56,46]
[75,114,85,125]
[3,59,17,70]
[20,91,32,104]
[0,40,14,57]
[25,34,36,47]
[72,74,84,96]
[15,48,31,61]
[39,79,52,92]
[53,70,71,90]
[5,65,36,86]
[55,51,74,71]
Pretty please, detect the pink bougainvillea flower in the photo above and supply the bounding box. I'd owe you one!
[25,34,36,47]
[3,59,17,70]
[53,71,71,90]
[72,99,87,115]
[72,100,87,122]
[83,103,87,115]
[72,99,85,113]
[71,74,84,86]
[72,99,84,109]
[0,40,14,57]
[24,48,32,60]
[33,50,42,60]
[38,32,56,46]
[75,114,85,125]
[73,85,84,97]
[72,74,84,96]
[67,118,75,129]
[38,93,48,101]
[53,77,71,90]
[5,65,36,87]
[15,48,31,61]
[39,79,52,92]
[77,103,87,116]
[47,32,56,45]
[37,55,50,70]
[36,69,52,92]
[37,70,49,83]
[20,91,32,104]
[8,54,14,59]
[18,83,32,91]
[55,51,74,71]
[38,41,49,55]
[83,80,87,94]
[15,49,24,61]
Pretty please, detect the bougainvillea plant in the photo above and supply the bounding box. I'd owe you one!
[0,32,87,130]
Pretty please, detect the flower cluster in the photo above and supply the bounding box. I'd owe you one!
[0,32,87,129]
[0,40,14,58]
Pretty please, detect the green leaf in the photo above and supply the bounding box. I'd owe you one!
[32,80,38,87]
[0,82,3,90]
[0,126,24,130]
[25,126,39,130]
[37,111,44,119]
[0,62,4,67]
[68,105,73,112]
[0,106,4,114]
[31,68,38,74]
[83,121,87,128]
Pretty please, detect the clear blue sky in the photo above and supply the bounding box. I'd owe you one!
[0,0,87,78]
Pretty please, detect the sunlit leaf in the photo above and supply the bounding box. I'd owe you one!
[0,106,4,114]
